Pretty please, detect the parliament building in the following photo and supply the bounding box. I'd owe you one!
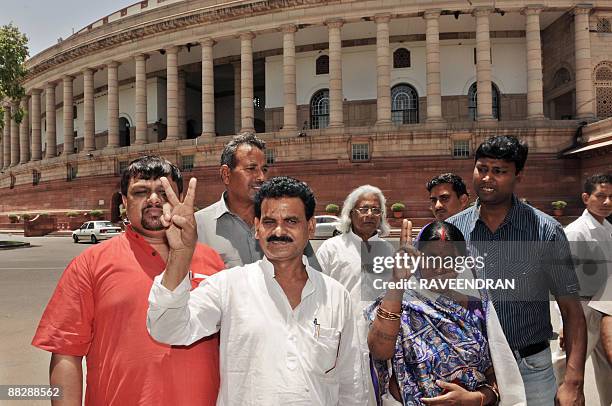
[1,0,611,223]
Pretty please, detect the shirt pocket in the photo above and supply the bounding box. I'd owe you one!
[307,326,341,376]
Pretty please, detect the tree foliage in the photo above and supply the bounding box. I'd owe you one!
[0,23,29,127]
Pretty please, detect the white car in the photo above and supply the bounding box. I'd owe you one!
[72,221,122,244]
[314,215,341,238]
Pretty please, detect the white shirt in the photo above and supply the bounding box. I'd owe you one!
[565,210,612,316]
[316,231,395,406]
[147,256,366,406]
[565,209,612,298]
[316,230,394,323]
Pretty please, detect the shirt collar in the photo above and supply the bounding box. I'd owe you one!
[347,228,382,243]
[125,225,140,241]
[213,192,231,219]
[261,255,317,297]
[260,254,311,277]
[582,209,612,231]
[124,225,166,267]
[469,195,528,233]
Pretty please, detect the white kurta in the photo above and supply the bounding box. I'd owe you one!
[316,231,395,406]
[147,256,366,406]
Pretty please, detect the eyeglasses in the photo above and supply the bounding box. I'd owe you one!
[354,207,382,215]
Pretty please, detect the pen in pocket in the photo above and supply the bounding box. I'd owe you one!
[313,318,320,337]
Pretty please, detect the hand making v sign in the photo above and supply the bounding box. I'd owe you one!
[160,176,198,290]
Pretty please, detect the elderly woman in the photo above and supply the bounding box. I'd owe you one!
[367,221,525,406]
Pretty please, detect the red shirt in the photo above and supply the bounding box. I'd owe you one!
[32,227,223,406]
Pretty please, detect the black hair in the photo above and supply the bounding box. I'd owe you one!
[254,176,316,220]
[426,173,469,198]
[416,221,468,257]
[474,135,528,173]
[584,173,612,195]
[220,132,266,169]
[120,155,182,196]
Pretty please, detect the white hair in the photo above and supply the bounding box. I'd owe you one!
[337,185,391,237]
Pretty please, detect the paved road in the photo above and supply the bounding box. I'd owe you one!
[0,234,601,405]
[0,234,88,405]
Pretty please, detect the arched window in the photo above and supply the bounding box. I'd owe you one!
[315,55,329,75]
[594,62,612,118]
[310,89,329,129]
[391,84,419,124]
[468,82,500,120]
[553,68,571,88]
[393,48,411,69]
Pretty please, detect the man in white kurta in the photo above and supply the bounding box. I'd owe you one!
[553,174,612,406]
[316,185,394,405]
[147,176,366,406]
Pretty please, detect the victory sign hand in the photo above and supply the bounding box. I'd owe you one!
[393,219,420,281]
[160,176,198,252]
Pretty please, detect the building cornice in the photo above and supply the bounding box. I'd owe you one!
[25,0,339,81]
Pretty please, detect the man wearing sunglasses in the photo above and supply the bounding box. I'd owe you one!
[316,185,395,406]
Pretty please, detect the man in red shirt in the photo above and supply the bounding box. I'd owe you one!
[32,156,222,406]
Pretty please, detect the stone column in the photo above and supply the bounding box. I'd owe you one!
[63,75,75,155]
[281,24,298,131]
[83,68,96,151]
[200,38,215,139]
[327,19,344,128]
[166,46,179,141]
[31,89,42,160]
[178,70,186,139]
[233,61,241,133]
[135,54,148,145]
[10,101,19,166]
[2,104,9,168]
[375,14,392,125]
[106,61,120,148]
[523,6,545,120]
[19,97,30,163]
[240,32,255,133]
[45,82,57,158]
[0,122,2,169]
[574,5,595,119]
[425,10,444,122]
[474,8,494,121]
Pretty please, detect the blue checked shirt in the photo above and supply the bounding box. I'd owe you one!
[447,195,580,350]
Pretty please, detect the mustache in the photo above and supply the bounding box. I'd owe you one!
[267,235,293,243]
[142,204,162,213]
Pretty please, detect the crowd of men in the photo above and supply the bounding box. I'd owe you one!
[32,133,611,406]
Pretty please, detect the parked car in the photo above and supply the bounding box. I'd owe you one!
[72,221,122,244]
[314,215,341,238]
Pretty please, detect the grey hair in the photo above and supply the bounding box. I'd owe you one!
[220,132,266,169]
[337,185,391,237]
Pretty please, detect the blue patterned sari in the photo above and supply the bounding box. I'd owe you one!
[366,290,492,406]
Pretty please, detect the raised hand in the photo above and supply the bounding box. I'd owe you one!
[399,219,413,250]
[160,176,198,291]
[393,219,419,282]
[160,176,198,252]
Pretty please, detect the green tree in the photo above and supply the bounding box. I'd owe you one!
[0,23,29,127]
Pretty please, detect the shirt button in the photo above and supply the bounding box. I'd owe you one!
[305,388,309,392]
[288,335,296,342]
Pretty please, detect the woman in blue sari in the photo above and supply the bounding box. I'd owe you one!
[367,221,519,406]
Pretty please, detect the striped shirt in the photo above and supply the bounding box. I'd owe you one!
[447,195,580,350]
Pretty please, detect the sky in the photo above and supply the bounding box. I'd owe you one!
[1,0,135,58]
